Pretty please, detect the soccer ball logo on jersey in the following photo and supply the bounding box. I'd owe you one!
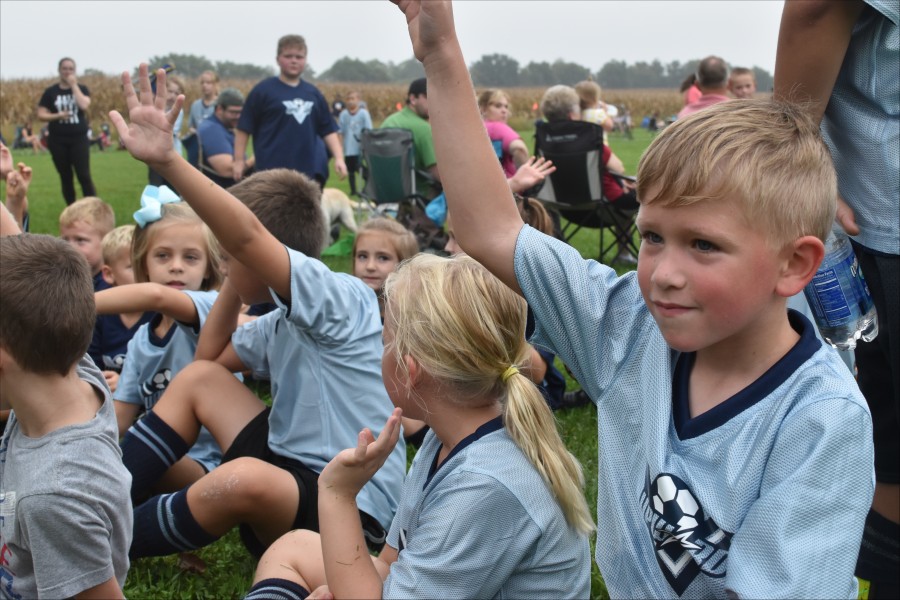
[641,469,733,595]
[282,99,314,125]
[141,368,172,401]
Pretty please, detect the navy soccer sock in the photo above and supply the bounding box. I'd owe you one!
[856,509,900,598]
[245,578,310,600]
[130,487,219,559]
[120,411,190,503]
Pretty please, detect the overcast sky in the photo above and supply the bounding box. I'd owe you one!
[0,1,786,80]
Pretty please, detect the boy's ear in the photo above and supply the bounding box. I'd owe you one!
[405,355,421,387]
[776,235,825,298]
[101,264,116,286]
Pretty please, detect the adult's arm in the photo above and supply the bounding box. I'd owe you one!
[36,105,70,122]
[773,0,865,123]
[68,79,92,112]
[323,131,347,177]
[233,129,250,182]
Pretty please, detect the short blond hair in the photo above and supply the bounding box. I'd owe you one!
[59,196,115,237]
[101,224,136,265]
[574,80,602,111]
[131,202,223,290]
[384,254,594,534]
[637,99,836,245]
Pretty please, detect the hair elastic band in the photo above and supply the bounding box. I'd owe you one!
[501,365,519,383]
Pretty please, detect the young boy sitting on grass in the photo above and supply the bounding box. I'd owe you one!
[88,224,153,393]
[109,65,405,560]
[59,195,116,291]
[0,231,132,599]
[393,1,874,597]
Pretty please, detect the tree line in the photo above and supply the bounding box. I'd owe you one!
[137,52,772,91]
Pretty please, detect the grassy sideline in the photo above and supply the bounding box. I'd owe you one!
[2,128,654,599]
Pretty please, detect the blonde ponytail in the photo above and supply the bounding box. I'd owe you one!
[503,370,595,534]
[384,253,594,535]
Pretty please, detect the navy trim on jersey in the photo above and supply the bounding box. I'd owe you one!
[673,309,822,439]
[146,313,173,348]
[425,416,504,487]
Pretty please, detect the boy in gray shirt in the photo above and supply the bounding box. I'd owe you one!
[0,232,132,599]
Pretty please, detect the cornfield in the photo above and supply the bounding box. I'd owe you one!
[1,75,683,141]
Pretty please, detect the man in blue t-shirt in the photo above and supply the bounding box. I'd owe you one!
[198,88,253,189]
[234,35,346,188]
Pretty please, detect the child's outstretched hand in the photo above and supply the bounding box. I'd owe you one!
[392,0,456,64]
[319,407,402,499]
[109,64,184,168]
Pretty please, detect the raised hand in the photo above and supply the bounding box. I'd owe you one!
[109,64,184,168]
[509,156,555,193]
[319,407,402,499]
[391,0,456,64]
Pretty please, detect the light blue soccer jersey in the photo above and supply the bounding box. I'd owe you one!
[115,290,225,472]
[514,225,874,599]
[231,246,405,530]
[383,418,591,599]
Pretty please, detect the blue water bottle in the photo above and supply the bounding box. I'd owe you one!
[803,225,878,350]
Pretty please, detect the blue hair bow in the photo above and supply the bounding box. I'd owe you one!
[133,185,181,228]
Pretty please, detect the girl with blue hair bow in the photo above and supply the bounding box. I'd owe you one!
[94,185,235,495]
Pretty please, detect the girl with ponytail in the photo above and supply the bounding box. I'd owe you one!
[246,253,593,600]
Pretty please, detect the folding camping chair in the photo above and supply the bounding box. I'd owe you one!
[533,120,639,264]
[359,128,446,251]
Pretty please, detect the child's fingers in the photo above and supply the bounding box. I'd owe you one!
[120,71,138,111]
[154,68,168,111]
[137,64,153,106]
[108,110,128,141]
[168,95,186,126]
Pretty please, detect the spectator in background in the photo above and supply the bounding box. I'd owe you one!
[338,90,372,197]
[37,57,96,205]
[680,73,702,107]
[188,70,219,134]
[234,34,346,188]
[677,56,730,119]
[478,89,528,178]
[198,87,255,188]
[381,77,440,199]
[729,67,757,99]
[575,80,614,144]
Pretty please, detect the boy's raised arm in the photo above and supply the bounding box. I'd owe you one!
[394,0,522,291]
[110,65,291,300]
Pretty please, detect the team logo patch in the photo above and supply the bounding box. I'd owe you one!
[282,99,314,125]
[641,468,733,595]
[141,368,172,399]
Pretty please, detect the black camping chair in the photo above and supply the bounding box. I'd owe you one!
[533,120,639,264]
[359,128,446,251]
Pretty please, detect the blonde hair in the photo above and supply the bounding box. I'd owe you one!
[477,89,510,113]
[352,218,419,265]
[131,202,223,290]
[574,80,602,111]
[637,99,837,245]
[59,196,115,237]
[167,74,186,95]
[384,254,594,534]
[101,224,136,265]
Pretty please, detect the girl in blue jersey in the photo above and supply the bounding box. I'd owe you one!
[95,185,228,495]
[246,253,593,600]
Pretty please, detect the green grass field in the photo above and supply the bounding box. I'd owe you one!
[2,128,655,599]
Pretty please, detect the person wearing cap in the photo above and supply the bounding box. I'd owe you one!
[380,77,441,199]
[198,87,254,188]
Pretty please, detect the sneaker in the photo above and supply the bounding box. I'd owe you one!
[557,389,592,410]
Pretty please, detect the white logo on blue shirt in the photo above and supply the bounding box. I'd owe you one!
[641,469,733,595]
[282,99,314,125]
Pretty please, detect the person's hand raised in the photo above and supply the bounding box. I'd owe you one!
[109,64,183,169]
[391,0,457,65]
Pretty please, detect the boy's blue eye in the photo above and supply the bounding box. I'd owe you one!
[695,239,717,252]
[642,231,662,244]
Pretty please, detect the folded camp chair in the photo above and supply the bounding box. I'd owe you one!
[359,128,446,251]
[533,120,639,264]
